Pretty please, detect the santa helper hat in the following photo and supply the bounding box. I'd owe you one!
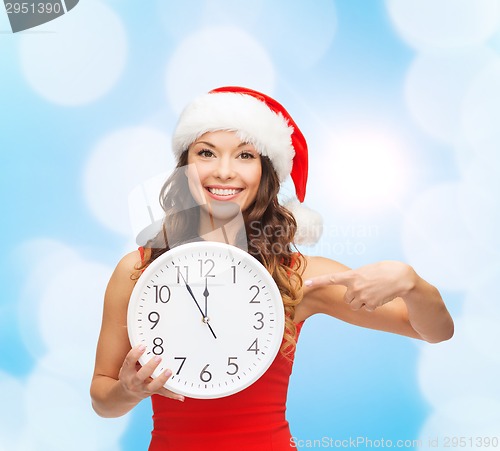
[172,86,322,245]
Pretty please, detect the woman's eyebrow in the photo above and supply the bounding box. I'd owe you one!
[194,140,216,147]
[193,141,253,149]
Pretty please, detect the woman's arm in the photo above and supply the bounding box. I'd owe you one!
[90,251,183,418]
[297,256,454,343]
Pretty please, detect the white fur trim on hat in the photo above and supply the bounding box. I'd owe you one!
[284,199,323,246]
[172,92,295,182]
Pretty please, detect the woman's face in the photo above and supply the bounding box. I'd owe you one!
[186,130,262,217]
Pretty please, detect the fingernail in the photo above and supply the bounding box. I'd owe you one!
[154,356,162,363]
[138,345,146,352]
[304,279,312,287]
[177,396,185,402]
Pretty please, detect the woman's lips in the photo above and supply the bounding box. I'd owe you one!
[205,186,243,201]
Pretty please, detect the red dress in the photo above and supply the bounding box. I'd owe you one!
[148,321,303,450]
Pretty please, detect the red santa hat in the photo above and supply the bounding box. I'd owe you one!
[172,86,322,245]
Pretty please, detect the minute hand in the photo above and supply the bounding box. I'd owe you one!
[179,273,217,339]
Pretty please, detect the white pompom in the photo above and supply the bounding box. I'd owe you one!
[284,199,323,246]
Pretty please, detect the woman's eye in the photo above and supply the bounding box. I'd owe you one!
[198,149,214,158]
[239,152,255,160]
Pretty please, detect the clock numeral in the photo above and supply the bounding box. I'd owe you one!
[253,312,264,330]
[154,285,171,303]
[226,357,239,375]
[200,364,212,382]
[152,337,164,355]
[175,266,189,284]
[148,311,160,329]
[174,357,186,375]
[249,285,260,303]
[247,338,260,355]
[198,259,216,278]
[231,265,237,284]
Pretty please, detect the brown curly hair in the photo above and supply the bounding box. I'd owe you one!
[139,150,304,359]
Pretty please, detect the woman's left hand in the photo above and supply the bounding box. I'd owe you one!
[304,261,416,312]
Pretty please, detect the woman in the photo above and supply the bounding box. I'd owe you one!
[90,87,454,450]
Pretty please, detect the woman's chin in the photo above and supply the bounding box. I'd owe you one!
[202,200,242,221]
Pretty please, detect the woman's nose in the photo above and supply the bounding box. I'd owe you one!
[214,156,236,180]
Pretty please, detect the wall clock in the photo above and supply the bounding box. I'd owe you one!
[127,241,285,399]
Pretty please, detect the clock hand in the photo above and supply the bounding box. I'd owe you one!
[203,277,209,318]
[201,279,217,340]
[204,317,217,340]
[179,272,217,339]
[180,272,204,316]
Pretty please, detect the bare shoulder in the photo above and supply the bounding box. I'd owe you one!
[300,255,350,279]
[104,250,143,305]
[117,249,143,274]
[117,250,143,277]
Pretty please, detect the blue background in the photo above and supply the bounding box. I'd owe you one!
[1,1,499,450]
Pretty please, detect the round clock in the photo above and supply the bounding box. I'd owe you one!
[127,241,285,399]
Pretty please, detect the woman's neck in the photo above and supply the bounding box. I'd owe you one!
[198,206,247,249]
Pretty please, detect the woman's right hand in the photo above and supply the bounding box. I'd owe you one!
[119,345,185,402]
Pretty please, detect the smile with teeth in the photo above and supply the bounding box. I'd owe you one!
[207,187,243,196]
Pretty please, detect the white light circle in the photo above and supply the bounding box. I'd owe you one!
[386,0,500,51]
[404,48,499,144]
[491,26,500,54]
[463,269,500,321]
[462,61,500,152]
[19,0,127,106]
[156,0,265,39]
[463,315,500,364]
[0,372,25,451]
[39,259,112,351]
[24,367,128,451]
[83,126,172,236]
[155,0,205,38]
[312,125,411,214]
[165,26,275,114]
[16,239,81,358]
[257,0,337,68]
[418,319,500,409]
[37,345,97,390]
[418,396,500,450]
[456,162,500,255]
[401,183,486,290]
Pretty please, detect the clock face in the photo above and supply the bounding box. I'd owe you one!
[127,241,285,399]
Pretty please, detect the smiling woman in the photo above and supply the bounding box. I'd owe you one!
[90,86,453,451]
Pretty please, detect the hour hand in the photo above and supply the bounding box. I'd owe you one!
[203,277,209,318]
